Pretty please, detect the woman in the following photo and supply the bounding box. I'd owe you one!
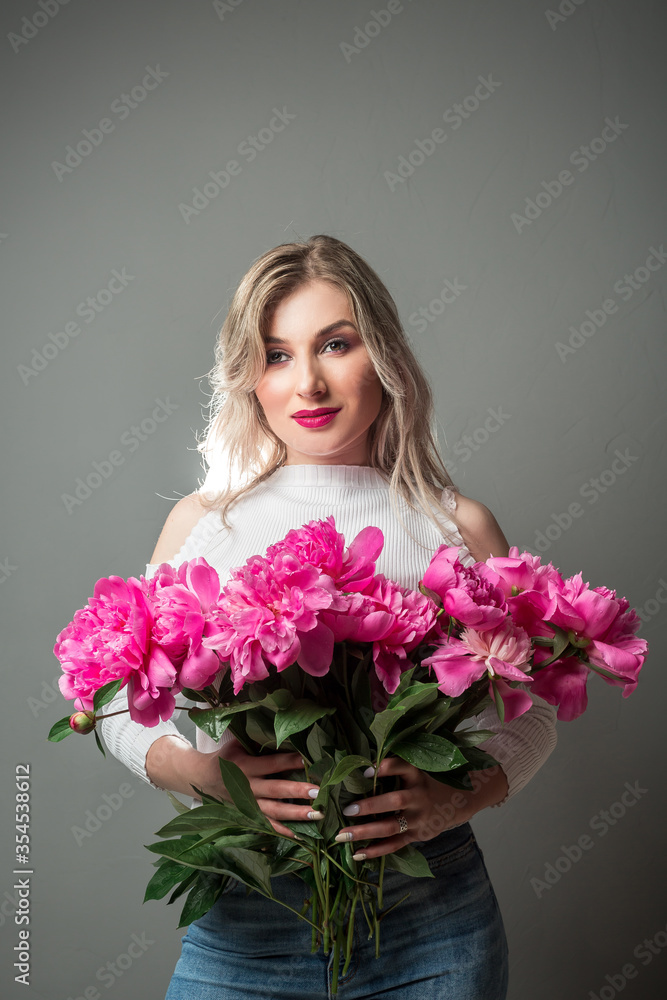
[101,234,557,999]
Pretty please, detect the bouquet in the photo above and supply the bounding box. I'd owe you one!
[49,517,647,994]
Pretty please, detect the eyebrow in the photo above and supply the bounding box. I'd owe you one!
[264,320,357,346]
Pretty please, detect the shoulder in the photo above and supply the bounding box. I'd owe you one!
[446,491,510,561]
[149,492,210,564]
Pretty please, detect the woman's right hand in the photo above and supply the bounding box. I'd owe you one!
[197,735,321,839]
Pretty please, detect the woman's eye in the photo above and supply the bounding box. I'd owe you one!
[265,338,349,365]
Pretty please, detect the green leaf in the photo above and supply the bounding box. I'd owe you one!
[533,622,570,667]
[369,706,408,749]
[180,687,210,703]
[323,755,371,788]
[166,791,192,815]
[451,728,497,747]
[306,722,333,762]
[154,802,248,837]
[92,677,123,712]
[459,746,500,771]
[216,757,273,829]
[47,716,73,743]
[491,681,505,725]
[144,859,192,902]
[167,869,199,905]
[221,846,274,896]
[262,689,294,711]
[93,729,106,757]
[383,844,434,878]
[390,733,467,771]
[178,872,227,927]
[274,700,336,749]
[387,680,440,712]
[188,704,253,742]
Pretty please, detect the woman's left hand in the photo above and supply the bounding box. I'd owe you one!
[334,755,509,860]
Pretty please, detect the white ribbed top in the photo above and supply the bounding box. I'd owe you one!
[100,464,557,806]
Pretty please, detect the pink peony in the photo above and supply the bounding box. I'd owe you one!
[355,574,440,694]
[54,560,226,727]
[204,556,342,694]
[422,620,534,722]
[265,516,384,592]
[422,546,508,630]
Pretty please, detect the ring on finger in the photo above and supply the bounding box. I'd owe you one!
[394,809,408,834]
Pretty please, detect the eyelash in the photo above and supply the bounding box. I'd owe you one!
[265,337,351,365]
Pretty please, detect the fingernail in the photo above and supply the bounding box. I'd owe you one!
[300,756,307,766]
[307,810,324,820]
[335,831,354,843]
[308,787,320,799]
[352,852,367,861]
[363,766,375,778]
[342,803,360,816]
[293,834,303,841]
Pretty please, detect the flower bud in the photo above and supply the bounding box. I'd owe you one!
[69,711,96,734]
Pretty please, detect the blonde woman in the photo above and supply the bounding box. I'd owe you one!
[102,234,557,999]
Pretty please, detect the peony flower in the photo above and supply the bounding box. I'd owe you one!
[265,516,384,592]
[204,558,341,694]
[422,619,534,722]
[540,573,646,695]
[422,546,508,629]
[355,574,440,694]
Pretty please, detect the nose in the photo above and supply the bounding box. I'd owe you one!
[294,354,326,397]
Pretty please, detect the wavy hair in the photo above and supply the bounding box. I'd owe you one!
[195,234,462,548]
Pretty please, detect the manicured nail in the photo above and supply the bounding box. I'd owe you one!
[352,852,367,861]
[335,830,354,843]
[342,803,360,816]
[363,766,375,778]
[308,787,320,799]
[307,810,324,821]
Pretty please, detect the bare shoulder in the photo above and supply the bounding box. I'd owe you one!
[448,491,510,561]
[149,492,211,564]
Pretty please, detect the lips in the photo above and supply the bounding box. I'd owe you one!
[291,408,341,417]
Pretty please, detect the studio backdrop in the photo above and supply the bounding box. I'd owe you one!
[1,1,665,998]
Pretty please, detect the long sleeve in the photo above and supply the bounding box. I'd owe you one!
[99,683,193,789]
[470,685,558,805]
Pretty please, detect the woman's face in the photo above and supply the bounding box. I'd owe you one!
[254,280,384,466]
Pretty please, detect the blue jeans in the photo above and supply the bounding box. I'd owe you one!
[165,822,509,999]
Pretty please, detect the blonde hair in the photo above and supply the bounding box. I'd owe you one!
[195,234,462,548]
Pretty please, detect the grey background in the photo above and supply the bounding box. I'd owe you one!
[1,1,665,997]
